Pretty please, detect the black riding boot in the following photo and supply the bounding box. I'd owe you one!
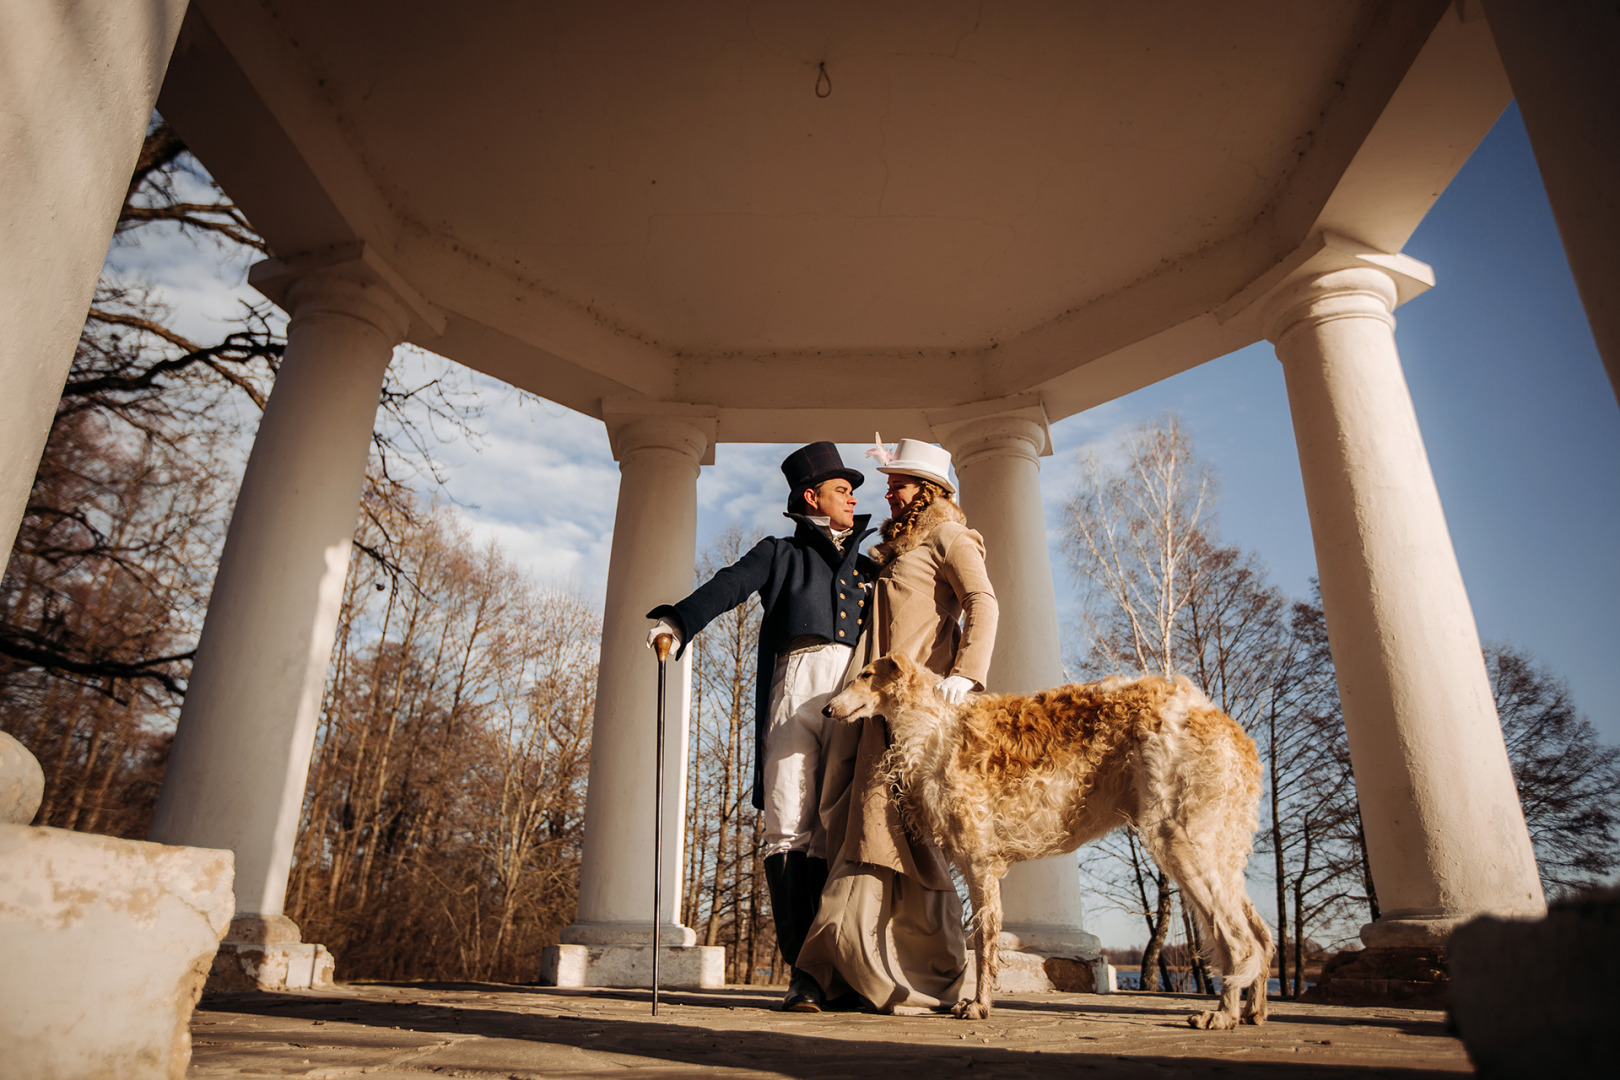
[764,851,830,1011]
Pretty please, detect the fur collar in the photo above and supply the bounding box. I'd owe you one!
[869,498,966,567]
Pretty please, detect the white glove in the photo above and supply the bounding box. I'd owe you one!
[646,618,682,653]
[937,675,974,705]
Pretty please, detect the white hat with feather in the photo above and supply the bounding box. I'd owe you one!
[865,434,955,494]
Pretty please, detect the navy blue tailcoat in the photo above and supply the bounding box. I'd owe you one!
[648,514,876,808]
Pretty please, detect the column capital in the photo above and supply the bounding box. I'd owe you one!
[601,400,718,466]
[248,242,443,344]
[929,396,1052,467]
[1217,231,1435,344]
[1261,265,1400,348]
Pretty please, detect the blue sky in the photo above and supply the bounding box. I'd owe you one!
[117,102,1616,947]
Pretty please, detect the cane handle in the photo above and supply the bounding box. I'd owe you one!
[654,633,674,662]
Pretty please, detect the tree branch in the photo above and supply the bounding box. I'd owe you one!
[0,635,192,697]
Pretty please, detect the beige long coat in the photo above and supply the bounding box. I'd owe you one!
[865,498,998,688]
[796,498,998,1012]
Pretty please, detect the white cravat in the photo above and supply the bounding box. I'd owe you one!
[806,515,853,553]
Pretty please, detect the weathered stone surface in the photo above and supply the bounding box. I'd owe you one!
[188,982,1475,1078]
[1042,955,1100,992]
[225,912,303,943]
[0,824,233,1079]
[204,911,337,991]
[540,942,726,988]
[1449,885,1619,1077]
[1303,945,1448,1006]
[209,940,337,992]
[978,947,1106,993]
[0,729,44,825]
[989,948,1049,991]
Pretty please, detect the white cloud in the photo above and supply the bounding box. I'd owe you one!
[103,217,270,346]
[453,510,610,594]
[419,370,620,597]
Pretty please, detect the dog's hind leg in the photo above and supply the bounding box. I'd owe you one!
[1143,829,1258,1031]
[1240,895,1273,1025]
[953,863,1002,1020]
[1176,873,1254,1030]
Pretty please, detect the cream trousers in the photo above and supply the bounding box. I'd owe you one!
[761,641,854,858]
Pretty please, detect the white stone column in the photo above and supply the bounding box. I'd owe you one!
[1264,265,1545,948]
[0,0,188,556]
[543,409,724,989]
[941,411,1103,990]
[148,269,410,986]
[1480,0,1620,406]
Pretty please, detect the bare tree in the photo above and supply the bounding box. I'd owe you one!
[478,579,599,965]
[1486,642,1620,897]
[1065,414,1214,679]
[287,499,596,981]
[1179,538,1288,725]
[1062,414,1215,989]
[1064,418,1370,996]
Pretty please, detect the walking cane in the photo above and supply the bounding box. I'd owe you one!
[651,632,674,1017]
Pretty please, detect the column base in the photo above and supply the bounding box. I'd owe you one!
[539,944,726,989]
[1302,946,1448,1006]
[560,919,698,947]
[205,914,336,991]
[546,920,724,988]
[991,926,1106,992]
[1359,913,1472,948]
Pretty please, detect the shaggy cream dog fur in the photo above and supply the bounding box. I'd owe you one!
[824,652,1272,1029]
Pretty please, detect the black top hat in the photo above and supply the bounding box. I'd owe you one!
[781,442,864,498]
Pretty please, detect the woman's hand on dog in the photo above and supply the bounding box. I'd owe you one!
[936,675,974,705]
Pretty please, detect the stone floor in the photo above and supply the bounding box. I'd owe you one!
[188,983,1476,1078]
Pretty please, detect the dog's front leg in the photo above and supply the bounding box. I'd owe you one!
[953,867,1002,1020]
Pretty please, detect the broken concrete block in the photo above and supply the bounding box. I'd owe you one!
[0,824,233,1079]
[209,939,336,991]
[203,912,337,991]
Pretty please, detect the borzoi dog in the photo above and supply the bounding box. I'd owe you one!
[824,652,1272,1029]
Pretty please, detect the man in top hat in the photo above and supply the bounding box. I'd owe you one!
[645,442,875,1012]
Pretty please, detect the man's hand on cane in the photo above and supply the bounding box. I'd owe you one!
[646,618,681,654]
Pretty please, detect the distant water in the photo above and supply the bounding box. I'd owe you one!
[1115,972,1311,995]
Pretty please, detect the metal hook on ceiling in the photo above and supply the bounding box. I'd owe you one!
[815,62,831,99]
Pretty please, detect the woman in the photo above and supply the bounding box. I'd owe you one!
[794,437,999,1013]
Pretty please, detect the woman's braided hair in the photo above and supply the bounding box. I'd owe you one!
[881,479,953,545]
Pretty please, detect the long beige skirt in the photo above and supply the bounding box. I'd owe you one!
[794,710,970,1013]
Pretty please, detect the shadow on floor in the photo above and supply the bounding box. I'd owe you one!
[198,986,1462,1078]
[982,994,1449,1040]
